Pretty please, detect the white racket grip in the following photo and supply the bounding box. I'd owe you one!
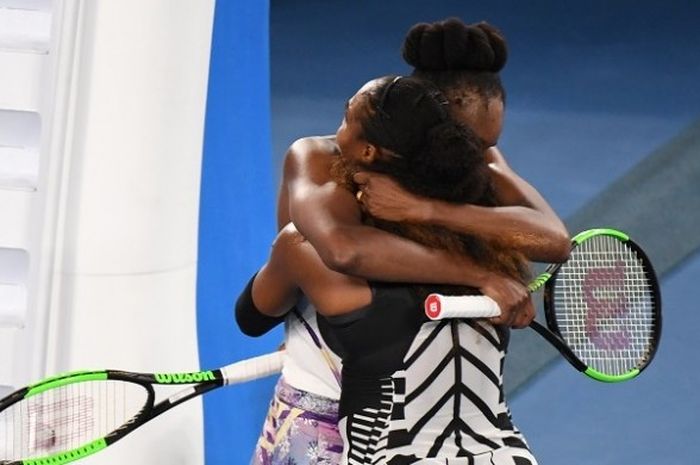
[220,350,284,385]
[424,293,502,320]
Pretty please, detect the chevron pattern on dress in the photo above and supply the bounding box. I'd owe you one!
[385,319,525,460]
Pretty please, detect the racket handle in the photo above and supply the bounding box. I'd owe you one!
[220,350,284,385]
[424,293,502,320]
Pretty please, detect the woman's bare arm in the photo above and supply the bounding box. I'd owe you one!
[252,224,371,318]
[283,137,496,284]
[279,137,533,326]
[283,137,483,284]
[353,147,570,263]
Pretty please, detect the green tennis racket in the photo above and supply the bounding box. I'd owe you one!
[425,228,662,383]
[0,351,284,465]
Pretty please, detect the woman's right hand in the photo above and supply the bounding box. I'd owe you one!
[479,274,535,329]
[353,171,432,223]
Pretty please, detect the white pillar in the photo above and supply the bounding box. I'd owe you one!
[22,1,214,463]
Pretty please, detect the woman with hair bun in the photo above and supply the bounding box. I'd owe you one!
[356,18,570,275]
[241,75,539,464]
[239,17,563,465]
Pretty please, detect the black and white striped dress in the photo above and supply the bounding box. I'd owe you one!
[319,283,537,465]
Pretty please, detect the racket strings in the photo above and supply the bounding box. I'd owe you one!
[0,380,147,461]
[553,235,656,376]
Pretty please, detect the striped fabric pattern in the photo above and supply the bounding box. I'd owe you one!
[341,319,538,465]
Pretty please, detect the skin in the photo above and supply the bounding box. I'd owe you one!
[353,97,570,263]
[263,79,566,328]
[277,88,533,326]
[255,80,563,323]
[257,83,435,318]
[274,80,568,327]
[253,222,371,319]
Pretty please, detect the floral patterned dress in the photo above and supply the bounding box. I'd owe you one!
[250,378,344,465]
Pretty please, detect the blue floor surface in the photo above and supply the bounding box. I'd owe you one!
[269,2,700,463]
[510,250,700,465]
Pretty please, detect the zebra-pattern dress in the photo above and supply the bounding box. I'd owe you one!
[319,283,538,465]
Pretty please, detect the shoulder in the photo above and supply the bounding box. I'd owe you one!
[485,146,507,166]
[274,223,305,249]
[286,135,339,163]
[284,136,340,186]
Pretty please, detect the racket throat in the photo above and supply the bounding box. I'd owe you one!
[529,321,587,372]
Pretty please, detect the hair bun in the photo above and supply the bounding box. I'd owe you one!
[402,17,507,73]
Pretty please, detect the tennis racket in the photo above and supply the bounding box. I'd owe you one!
[424,228,661,383]
[0,351,284,465]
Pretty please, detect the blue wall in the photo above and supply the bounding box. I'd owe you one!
[197,1,279,463]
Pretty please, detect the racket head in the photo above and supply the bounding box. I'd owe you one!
[0,355,275,465]
[0,371,153,464]
[543,228,661,382]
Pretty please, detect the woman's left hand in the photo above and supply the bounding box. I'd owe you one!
[353,171,430,222]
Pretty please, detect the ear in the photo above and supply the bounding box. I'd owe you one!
[360,143,380,164]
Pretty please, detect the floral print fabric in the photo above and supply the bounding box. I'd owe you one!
[250,378,343,465]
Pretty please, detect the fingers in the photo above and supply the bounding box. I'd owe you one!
[482,276,533,328]
[487,307,517,327]
[511,299,535,329]
[353,172,369,206]
[488,298,535,329]
[353,171,370,186]
[353,172,380,210]
[488,306,518,327]
[487,314,509,326]
[353,171,391,187]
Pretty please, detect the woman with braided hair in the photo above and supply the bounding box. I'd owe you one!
[355,18,568,269]
[237,18,563,465]
[242,75,539,464]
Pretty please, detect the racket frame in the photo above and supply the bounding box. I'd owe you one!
[0,367,226,465]
[1,351,284,465]
[535,228,662,382]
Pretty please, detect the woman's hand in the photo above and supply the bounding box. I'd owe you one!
[353,171,431,222]
[479,274,535,329]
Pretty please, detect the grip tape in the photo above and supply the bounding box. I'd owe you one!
[424,294,502,320]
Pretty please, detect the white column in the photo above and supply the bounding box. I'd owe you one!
[9,0,215,463]
[0,0,53,397]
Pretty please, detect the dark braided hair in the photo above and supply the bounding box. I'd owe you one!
[338,76,528,294]
[358,76,491,205]
[402,18,507,111]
